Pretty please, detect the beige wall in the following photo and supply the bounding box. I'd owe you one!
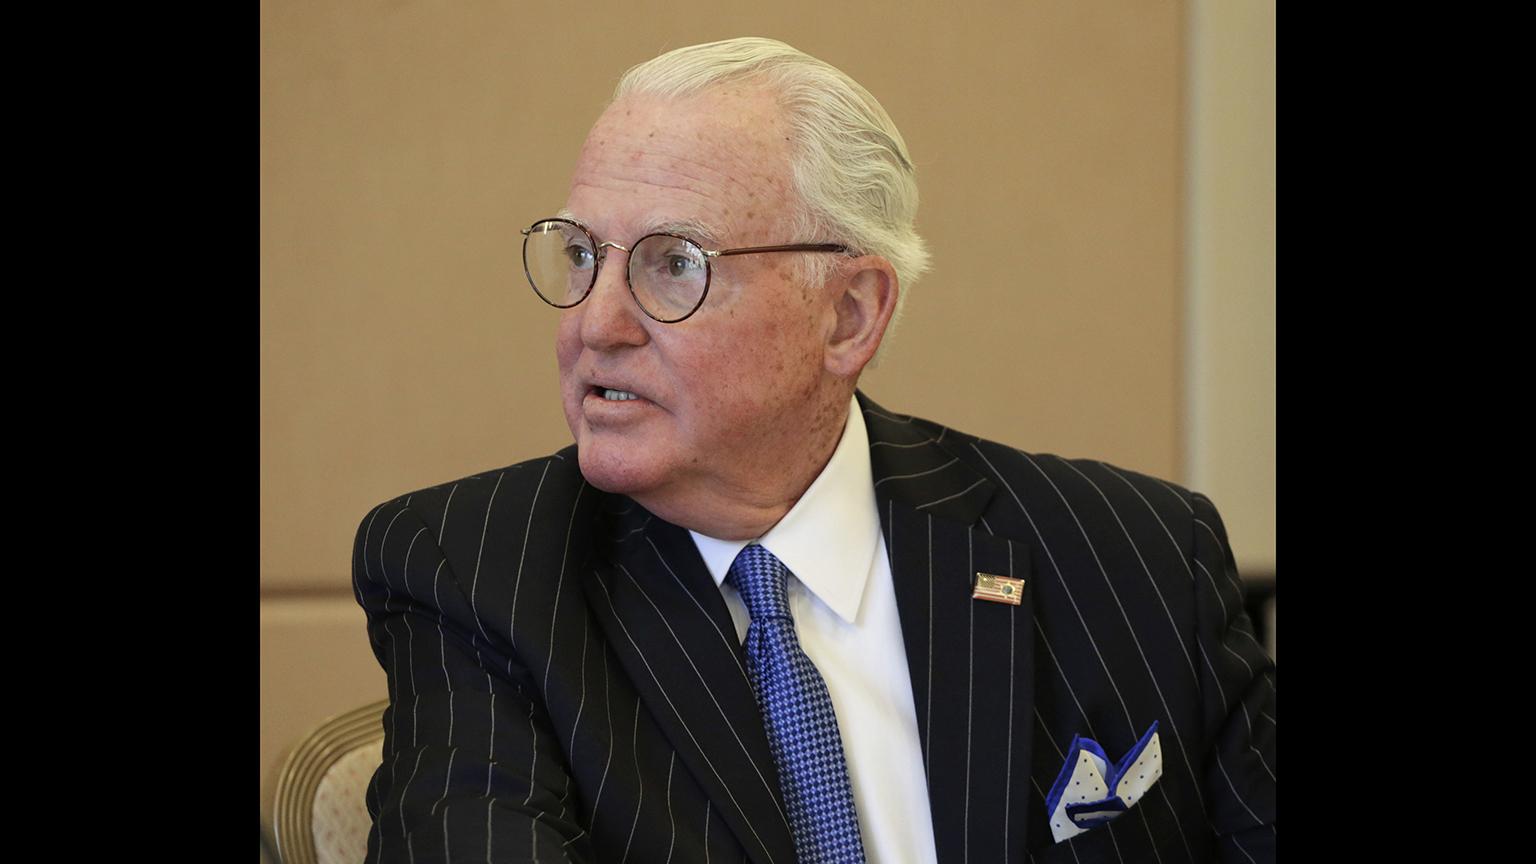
[261,0,1271,828]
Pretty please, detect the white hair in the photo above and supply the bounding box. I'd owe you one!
[614,37,931,341]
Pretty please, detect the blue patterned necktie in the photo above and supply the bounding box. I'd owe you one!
[727,544,867,864]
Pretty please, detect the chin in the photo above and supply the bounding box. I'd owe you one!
[574,439,664,498]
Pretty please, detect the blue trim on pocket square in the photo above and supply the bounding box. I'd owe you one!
[1044,733,1110,820]
[1106,720,1159,796]
[1065,795,1128,827]
[1045,721,1161,834]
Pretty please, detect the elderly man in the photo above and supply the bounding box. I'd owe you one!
[355,37,1275,864]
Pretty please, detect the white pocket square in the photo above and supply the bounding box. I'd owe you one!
[1044,721,1163,843]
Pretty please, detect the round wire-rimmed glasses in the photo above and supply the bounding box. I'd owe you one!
[521,217,849,323]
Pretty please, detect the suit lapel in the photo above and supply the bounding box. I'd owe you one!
[579,502,797,864]
[863,393,1039,861]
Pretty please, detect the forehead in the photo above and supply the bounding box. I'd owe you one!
[564,87,796,244]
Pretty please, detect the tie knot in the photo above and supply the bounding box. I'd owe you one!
[726,544,792,623]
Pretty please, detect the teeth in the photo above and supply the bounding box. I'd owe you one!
[601,388,638,401]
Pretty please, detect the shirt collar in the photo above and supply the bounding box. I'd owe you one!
[689,394,879,625]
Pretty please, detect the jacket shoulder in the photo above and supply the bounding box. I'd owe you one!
[1001,449,1197,523]
[359,445,580,522]
[353,445,595,572]
[878,402,1201,541]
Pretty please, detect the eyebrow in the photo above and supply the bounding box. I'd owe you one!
[556,209,726,248]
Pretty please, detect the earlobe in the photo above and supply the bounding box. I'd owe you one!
[824,258,899,379]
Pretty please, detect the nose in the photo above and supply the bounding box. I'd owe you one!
[577,245,649,350]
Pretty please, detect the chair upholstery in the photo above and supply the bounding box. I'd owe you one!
[274,700,387,864]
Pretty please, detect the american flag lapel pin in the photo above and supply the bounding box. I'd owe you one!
[973,572,1025,605]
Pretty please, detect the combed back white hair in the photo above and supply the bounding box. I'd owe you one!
[614,37,931,336]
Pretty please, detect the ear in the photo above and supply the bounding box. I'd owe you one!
[823,256,900,379]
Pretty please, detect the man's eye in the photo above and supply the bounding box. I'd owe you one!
[666,255,701,278]
[565,245,595,268]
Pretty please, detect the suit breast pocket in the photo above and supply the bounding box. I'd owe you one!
[1031,822,1125,864]
[1031,809,1199,864]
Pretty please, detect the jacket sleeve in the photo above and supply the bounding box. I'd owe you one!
[353,499,593,864]
[1191,492,1276,863]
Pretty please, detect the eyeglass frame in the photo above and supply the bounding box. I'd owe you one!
[520,217,850,323]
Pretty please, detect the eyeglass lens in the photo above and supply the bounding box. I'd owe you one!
[523,219,709,322]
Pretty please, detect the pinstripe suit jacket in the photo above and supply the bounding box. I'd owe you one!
[354,393,1276,864]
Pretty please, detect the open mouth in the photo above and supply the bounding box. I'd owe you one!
[592,386,640,402]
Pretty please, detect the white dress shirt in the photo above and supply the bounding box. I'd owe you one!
[690,396,939,864]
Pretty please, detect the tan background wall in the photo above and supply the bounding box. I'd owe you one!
[260,0,1274,829]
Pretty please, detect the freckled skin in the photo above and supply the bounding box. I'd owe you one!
[556,87,860,539]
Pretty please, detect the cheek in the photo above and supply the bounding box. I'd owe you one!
[555,315,581,370]
[681,323,813,413]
